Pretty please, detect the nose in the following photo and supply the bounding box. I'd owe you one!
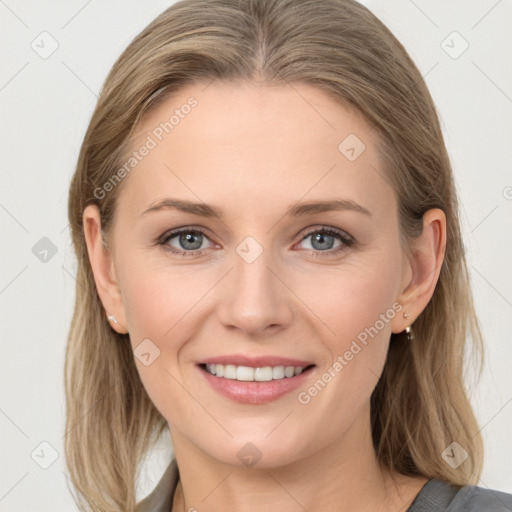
[215,244,293,337]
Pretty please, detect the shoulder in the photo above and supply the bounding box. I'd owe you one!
[447,483,512,511]
[409,478,512,512]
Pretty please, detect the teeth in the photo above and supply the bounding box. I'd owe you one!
[272,366,285,379]
[204,364,308,381]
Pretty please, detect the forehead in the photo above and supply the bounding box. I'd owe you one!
[116,81,396,222]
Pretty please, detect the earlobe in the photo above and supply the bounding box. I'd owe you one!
[392,208,447,334]
[82,205,128,334]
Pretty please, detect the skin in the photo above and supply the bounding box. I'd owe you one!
[83,81,446,511]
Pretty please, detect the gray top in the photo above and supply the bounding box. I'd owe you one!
[406,478,512,511]
[135,458,512,512]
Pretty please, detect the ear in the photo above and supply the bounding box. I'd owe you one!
[82,204,128,334]
[392,208,447,334]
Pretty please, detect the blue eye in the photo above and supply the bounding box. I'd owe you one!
[159,228,212,256]
[297,227,354,255]
[157,226,354,257]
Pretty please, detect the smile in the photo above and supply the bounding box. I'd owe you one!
[203,363,314,381]
[197,363,317,404]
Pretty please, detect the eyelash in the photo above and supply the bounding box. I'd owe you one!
[156,226,354,258]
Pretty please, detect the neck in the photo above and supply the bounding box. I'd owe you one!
[170,403,427,512]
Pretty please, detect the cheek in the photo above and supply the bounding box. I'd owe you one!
[301,249,403,400]
[118,268,206,420]
[118,258,207,340]
[298,251,402,346]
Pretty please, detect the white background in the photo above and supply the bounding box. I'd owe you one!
[0,0,511,510]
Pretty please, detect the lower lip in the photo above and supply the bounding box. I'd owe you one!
[197,365,317,404]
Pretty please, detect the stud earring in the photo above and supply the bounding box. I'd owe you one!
[107,314,118,324]
[106,312,128,334]
[403,312,414,342]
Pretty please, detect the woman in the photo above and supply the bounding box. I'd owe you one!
[64,0,512,511]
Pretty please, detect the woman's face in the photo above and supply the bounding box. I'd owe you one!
[93,81,415,467]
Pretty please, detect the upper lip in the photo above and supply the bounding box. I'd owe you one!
[198,355,315,368]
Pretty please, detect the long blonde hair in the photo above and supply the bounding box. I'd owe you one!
[64,0,484,510]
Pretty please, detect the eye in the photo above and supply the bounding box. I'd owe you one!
[158,227,214,256]
[296,226,354,255]
[156,225,354,258]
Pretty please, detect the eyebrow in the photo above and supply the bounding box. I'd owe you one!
[140,197,371,219]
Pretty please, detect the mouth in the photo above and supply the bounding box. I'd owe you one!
[196,363,317,404]
[198,363,316,382]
